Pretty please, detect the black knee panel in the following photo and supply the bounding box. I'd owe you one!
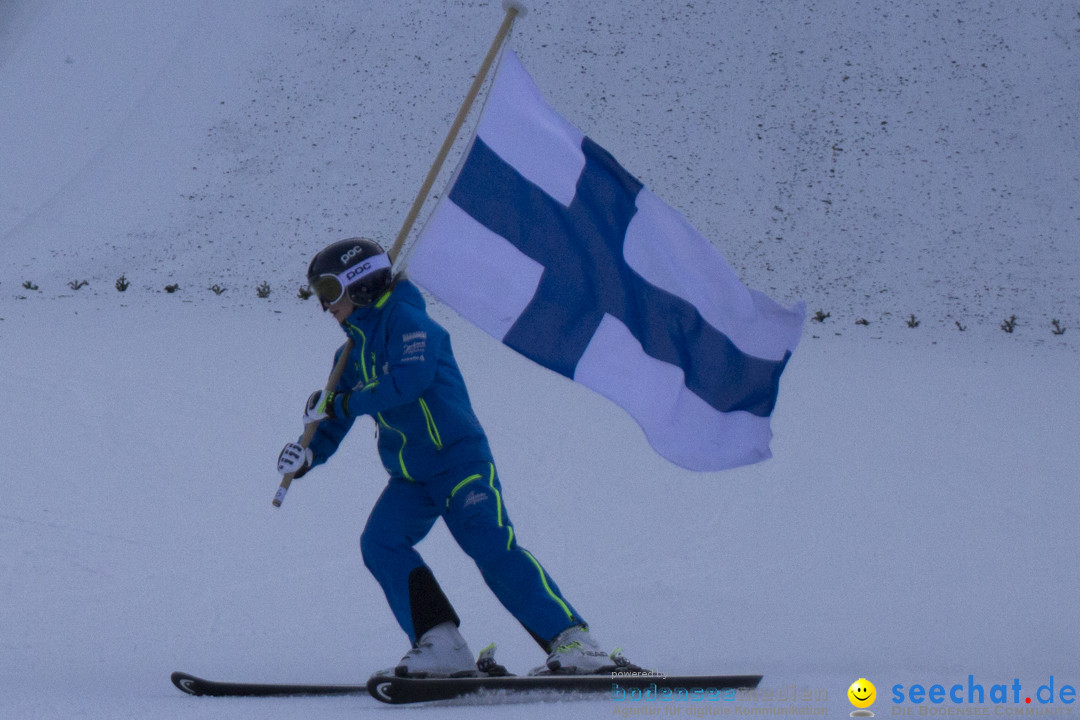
[408,566,460,642]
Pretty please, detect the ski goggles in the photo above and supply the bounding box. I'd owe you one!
[309,253,391,307]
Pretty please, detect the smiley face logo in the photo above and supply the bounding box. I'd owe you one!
[848,678,876,709]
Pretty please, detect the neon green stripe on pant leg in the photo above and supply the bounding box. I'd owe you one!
[447,473,483,510]
[448,464,513,549]
[482,463,513,548]
[522,550,574,623]
[486,463,503,527]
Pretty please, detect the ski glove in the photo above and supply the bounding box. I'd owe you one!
[277,442,313,478]
[303,389,342,424]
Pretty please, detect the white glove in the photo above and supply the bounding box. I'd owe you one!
[303,389,336,424]
[277,442,313,478]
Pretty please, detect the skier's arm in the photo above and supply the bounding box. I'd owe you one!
[304,346,357,469]
[330,303,442,419]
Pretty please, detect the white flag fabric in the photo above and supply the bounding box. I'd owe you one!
[408,50,805,471]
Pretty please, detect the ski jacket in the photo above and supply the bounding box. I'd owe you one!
[306,279,493,482]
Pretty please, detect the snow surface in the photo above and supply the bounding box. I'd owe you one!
[2,1,1077,718]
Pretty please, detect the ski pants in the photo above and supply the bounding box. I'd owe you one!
[360,461,583,649]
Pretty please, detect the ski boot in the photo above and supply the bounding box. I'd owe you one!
[393,621,476,678]
[531,624,638,675]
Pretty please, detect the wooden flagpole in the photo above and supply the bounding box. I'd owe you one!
[387,0,527,263]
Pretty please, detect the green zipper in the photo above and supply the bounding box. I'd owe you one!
[418,397,443,451]
[377,413,412,481]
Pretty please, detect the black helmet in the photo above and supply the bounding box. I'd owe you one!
[306,237,393,307]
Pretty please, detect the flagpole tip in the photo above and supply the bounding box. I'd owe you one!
[502,0,528,18]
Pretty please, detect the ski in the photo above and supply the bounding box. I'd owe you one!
[366,672,763,705]
[172,669,760,704]
[171,671,369,697]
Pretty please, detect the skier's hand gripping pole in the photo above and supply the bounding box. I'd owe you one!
[273,338,354,507]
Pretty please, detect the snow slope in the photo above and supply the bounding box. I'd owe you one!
[2,1,1077,718]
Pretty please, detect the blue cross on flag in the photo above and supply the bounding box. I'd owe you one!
[408,50,805,472]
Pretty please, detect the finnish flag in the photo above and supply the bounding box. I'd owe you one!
[408,50,805,472]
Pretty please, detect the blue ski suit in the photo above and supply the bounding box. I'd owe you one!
[305,280,583,648]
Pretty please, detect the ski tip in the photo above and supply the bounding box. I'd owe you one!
[367,674,396,703]
[171,671,204,696]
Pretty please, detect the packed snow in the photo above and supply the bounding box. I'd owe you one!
[2,1,1077,718]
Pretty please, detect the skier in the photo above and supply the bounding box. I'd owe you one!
[277,237,631,678]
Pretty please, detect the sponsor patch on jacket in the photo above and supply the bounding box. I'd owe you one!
[401,331,427,363]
